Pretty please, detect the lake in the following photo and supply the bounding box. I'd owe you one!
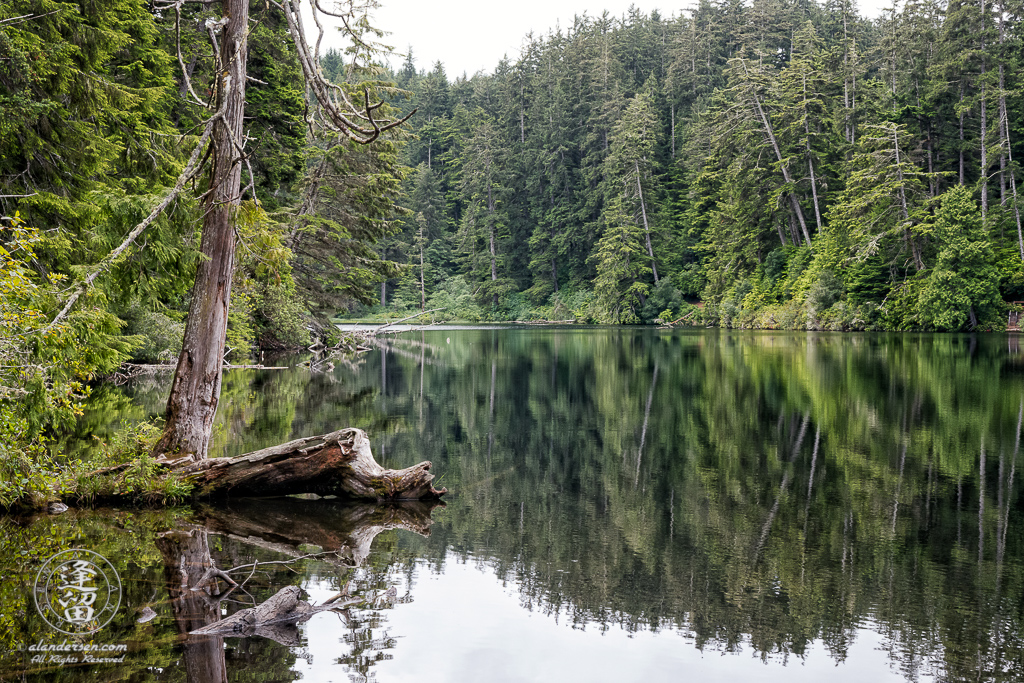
[3,327,1023,682]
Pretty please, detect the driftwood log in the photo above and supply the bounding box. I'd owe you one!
[189,585,313,642]
[166,428,446,501]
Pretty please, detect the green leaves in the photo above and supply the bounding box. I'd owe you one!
[919,186,1004,330]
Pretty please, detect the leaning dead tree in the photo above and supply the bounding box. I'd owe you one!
[159,427,446,501]
[152,0,414,460]
[42,0,414,464]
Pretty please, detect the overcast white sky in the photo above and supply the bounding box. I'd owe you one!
[337,0,892,79]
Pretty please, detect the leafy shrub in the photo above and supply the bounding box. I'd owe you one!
[497,291,532,321]
[806,271,843,315]
[879,276,925,331]
[69,420,193,506]
[675,262,705,299]
[427,276,484,321]
[642,279,684,323]
[749,301,806,330]
[0,215,137,509]
[552,289,594,322]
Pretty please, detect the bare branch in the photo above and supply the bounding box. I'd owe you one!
[0,9,62,26]
[175,3,208,107]
[373,308,446,334]
[277,0,415,144]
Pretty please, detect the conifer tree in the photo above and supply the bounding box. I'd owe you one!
[591,196,652,323]
[459,111,512,309]
[605,79,664,282]
[919,186,1003,329]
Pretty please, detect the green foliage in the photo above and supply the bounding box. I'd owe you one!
[919,187,1004,331]
[5,0,1024,508]
[292,133,409,315]
[551,289,595,322]
[122,307,184,363]
[880,275,926,331]
[425,276,484,321]
[591,198,652,323]
[805,271,844,315]
[641,278,684,322]
[0,214,143,508]
[377,2,1024,331]
[69,420,194,505]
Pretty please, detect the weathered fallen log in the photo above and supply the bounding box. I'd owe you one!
[170,428,446,501]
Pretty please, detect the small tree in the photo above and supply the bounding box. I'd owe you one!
[919,186,1003,330]
[591,197,652,323]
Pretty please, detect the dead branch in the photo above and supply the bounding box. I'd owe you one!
[274,0,415,144]
[373,308,445,334]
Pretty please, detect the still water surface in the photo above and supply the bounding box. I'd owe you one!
[3,328,1024,682]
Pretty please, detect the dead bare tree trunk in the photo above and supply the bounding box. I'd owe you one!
[155,0,248,460]
[419,219,426,310]
[635,161,659,283]
[740,59,813,248]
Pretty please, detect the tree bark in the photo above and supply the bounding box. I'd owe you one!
[488,176,498,308]
[996,0,1024,260]
[419,220,426,310]
[981,0,988,222]
[959,82,966,185]
[171,428,447,501]
[155,0,248,460]
[803,72,823,233]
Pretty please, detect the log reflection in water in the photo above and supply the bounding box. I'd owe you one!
[198,498,440,566]
[158,499,441,681]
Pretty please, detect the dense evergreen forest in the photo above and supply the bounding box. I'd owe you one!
[384,0,1024,331]
[2,0,1024,498]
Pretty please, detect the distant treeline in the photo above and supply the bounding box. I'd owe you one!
[377,0,1024,330]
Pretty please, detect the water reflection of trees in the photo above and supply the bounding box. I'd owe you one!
[372,330,1024,680]
[70,329,1024,680]
[0,501,439,683]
